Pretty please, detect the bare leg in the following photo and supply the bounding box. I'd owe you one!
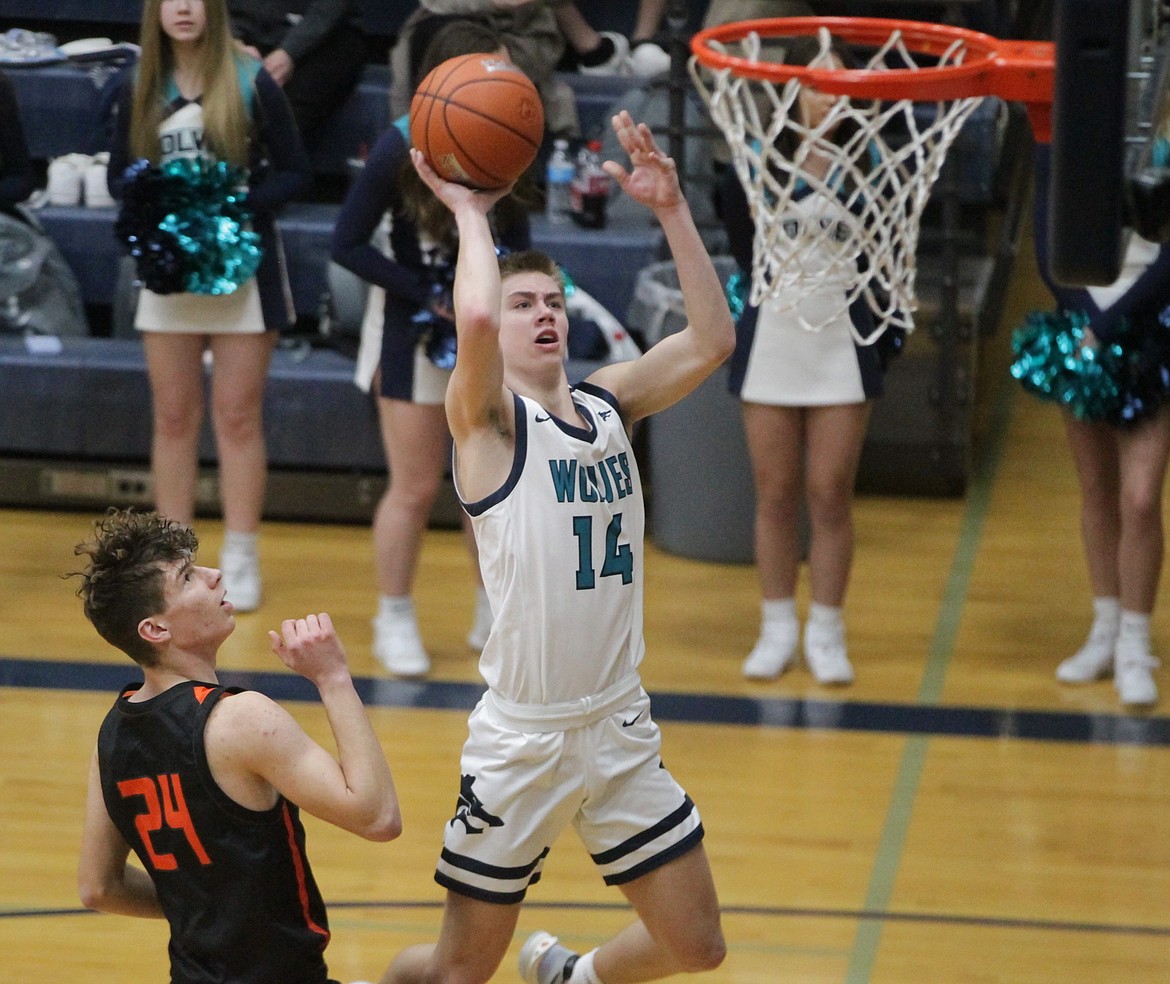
[1063,414,1122,598]
[1111,406,1170,706]
[803,402,871,607]
[373,397,453,597]
[208,331,276,533]
[1115,405,1170,613]
[591,845,725,983]
[1055,414,1123,681]
[380,891,521,984]
[552,2,601,55]
[142,332,207,524]
[741,402,804,601]
[631,0,667,42]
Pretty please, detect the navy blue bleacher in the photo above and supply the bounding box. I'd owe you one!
[7,58,390,177]
[0,0,142,23]
[35,201,665,327]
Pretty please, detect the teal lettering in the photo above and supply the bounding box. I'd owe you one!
[579,465,600,502]
[596,459,615,502]
[548,459,577,502]
[616,453,633,496]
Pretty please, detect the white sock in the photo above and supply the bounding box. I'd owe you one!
[222,529,258,558]
[567,950,603,984]
[1118,609,1151,644]
[378,595,414,620]
[1090,596,1121,634]
[807,601,843,628]
[760,597,797,635]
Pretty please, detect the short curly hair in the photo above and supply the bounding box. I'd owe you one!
[72,509,198,666]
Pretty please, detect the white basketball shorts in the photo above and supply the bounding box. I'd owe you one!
[434,689,704,904]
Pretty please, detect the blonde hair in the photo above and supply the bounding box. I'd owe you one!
[131,0,253,166]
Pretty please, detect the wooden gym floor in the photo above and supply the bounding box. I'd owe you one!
[2,239,1168,982]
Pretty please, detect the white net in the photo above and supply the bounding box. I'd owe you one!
[691,26,985,342]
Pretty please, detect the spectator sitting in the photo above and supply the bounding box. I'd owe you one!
[229,0,368,152]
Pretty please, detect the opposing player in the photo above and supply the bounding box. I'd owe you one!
[74,508,401,984]
[378,111,734,984]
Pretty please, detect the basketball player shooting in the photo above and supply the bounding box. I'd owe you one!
[376,111,734,984]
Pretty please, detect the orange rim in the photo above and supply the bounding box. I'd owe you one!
[690,16,1054,105]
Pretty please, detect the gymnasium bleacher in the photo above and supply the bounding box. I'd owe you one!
[1,1,1029,543]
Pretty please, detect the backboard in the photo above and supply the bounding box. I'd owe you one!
[1049,0,1170,284]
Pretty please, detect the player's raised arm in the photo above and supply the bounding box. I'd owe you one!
[589,112,735,422]
[410,148,513,443]
[207,614,401,842]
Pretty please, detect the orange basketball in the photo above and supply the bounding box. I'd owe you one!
[410,53,545,190]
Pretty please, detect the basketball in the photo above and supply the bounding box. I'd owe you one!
[410,53,545,190]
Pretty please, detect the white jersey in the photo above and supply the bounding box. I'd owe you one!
[457,383,646,709]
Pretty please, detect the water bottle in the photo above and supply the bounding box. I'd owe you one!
[570,139,610,229]
[545,139,574,225]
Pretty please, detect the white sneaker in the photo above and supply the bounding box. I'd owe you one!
[466,597,493,652]
[220,547,261,612]
[519,931,579,984]
[804,619,854,686]
[1114,646,1160,707]
[742,623,798,680]
[628,40,671,77]
[46,153,89,206]
[372,612,430,677]
[84,153,114,208]
[579,31,629,76]
[1055,624,1117,683]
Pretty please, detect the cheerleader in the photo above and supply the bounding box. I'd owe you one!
[107,0,311,611]
[715,35,904,686]
[1012,125,1170,709]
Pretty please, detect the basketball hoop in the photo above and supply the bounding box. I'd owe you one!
[690,17,1054,341]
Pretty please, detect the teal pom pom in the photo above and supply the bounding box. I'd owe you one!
[1010,310,1124,421]
[1009,306,1170,427]
[158,158,261,295]
[117,158,261,296]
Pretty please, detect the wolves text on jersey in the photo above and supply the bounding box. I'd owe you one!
[547,453,634,504]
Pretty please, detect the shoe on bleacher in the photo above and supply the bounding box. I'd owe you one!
[579,31,629,76]
[628,40,671,77]
[84,153,115,208]
[47,153,89,206]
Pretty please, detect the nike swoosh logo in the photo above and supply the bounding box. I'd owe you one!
[621,710,643,727]
[535,414,551,422]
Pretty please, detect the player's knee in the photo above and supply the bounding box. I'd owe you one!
[673,926,727,973]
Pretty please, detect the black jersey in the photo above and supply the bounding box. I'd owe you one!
[96,681,331,984]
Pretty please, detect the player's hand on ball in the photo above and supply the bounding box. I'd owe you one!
[411,149,512,214]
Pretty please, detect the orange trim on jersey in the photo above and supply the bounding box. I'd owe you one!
[192,686,215,704]
[281,802,330,945]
